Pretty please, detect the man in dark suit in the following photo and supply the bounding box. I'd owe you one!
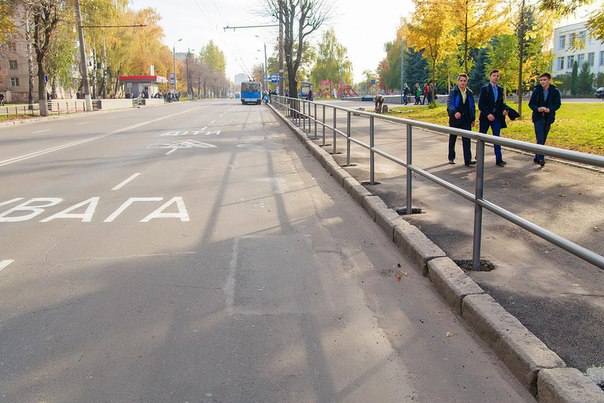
[447,73,476,166]
[528,72,561,167]
[478,69,509,167]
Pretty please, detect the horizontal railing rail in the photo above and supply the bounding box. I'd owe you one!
[271,95,604,271]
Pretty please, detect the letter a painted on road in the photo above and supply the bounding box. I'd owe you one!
[140,197,189,222]
[41,197,100,222]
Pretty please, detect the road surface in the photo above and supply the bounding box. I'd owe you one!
[0,101,533,401]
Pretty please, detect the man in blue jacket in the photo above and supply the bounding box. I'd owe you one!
[447,73,476,166]
[529,72,561,167]
[478,69,509,167]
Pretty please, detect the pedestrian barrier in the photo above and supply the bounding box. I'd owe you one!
[271,95,604,271]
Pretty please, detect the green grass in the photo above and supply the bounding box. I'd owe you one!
[388,102,604,155]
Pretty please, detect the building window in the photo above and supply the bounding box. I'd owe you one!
[588,52,595,66]
[9,60,17,70]
[10,77,20,87]
[579,31,586,44]
[567,55,575,68]
[558,34,566,49]
[577,53,585,65]
[601,51,604,66]
[7,42,16,52]
[557,57,564,70]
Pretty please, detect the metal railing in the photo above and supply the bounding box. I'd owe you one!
[0,100,91,117]
[271,95,604,271]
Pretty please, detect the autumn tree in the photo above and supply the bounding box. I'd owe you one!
[405,0,454,101]
[448,0,509,72]
[265,0,334,97]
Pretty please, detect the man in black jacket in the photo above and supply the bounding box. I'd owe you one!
[528,72,561,167]
[478,69,509,167]
[447,73,476,166]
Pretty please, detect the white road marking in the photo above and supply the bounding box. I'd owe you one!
[75,121,89,125]
[112,173,141,190]
[33,129,50,134]
[0,260,14,271]
[0,108,196,167]
[165,148,178,156]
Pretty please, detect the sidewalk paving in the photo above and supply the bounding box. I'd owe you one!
[299,100,603,386]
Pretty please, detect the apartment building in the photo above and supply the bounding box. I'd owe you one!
[0,30,37,103]
[553,21,604,76]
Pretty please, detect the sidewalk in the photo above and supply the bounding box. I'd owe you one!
[278,100,604,392]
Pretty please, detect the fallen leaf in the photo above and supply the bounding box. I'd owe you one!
[446,332,454,337]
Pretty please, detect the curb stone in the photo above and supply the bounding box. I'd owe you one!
[268,103,604,401]
[537,368,604,402]
[462,293,566,393]
[426,257,485,314]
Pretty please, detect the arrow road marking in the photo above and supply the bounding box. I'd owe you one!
[0,260,15,271]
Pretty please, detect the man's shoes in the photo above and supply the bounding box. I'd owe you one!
[538,160,545,167]
[496,160,507,167]
[449,159,456,164]
[465,160,477,166]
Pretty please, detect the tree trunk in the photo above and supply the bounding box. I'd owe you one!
[37,61,48,116]
[517,0,526,119]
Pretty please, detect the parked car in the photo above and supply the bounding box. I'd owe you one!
[596,87,604,99]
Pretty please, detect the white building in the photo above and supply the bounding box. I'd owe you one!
[553,21,604,76]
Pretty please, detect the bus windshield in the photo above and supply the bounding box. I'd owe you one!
[241,82,261,92]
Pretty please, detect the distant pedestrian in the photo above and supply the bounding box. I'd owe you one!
[422,83,429,104]
[478,69,510,167]
[375,94,384,113]
[447,73,476,166]
[403,83,410,105]
[0,93,4,106]
[528,72,561,167]
[415,83,421,105]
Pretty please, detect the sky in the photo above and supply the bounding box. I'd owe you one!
[129,0,600,84]
[129,0,413,83]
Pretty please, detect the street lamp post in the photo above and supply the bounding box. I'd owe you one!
[256,35,268,93]
[172,38,182,94]
[186,48,194,100]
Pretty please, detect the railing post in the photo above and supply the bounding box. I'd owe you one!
[370,116,375,184]
[314,103,318,139]
[346,111,351,166]
[406,124,413,214]
[473,139,486,271]
[332,107,337,154]
[322,104,326,146]
[302,101,306,132]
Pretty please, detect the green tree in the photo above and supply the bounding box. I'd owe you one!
[570,60,578,96]
[486,34,518,95]
[577,61,594,95]
[596,72,604,87]
[405,47,429,90]
[310,28,351,87]
[553,72,571,93]
[468,47,488,93]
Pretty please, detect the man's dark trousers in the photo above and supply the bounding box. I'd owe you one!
[479,119,503,163]
[534,118,551,162]
[448,125,472,164]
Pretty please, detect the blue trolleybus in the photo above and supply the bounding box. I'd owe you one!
[240,81,262,105]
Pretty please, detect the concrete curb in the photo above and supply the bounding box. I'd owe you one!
[268,103,604,401]
[537,368,604,402]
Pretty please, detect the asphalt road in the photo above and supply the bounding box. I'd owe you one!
[0,101,532,401]
[304,99,604,378]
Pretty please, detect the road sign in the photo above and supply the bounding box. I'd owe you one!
[270,74,279,83]
[170,73,175,85]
